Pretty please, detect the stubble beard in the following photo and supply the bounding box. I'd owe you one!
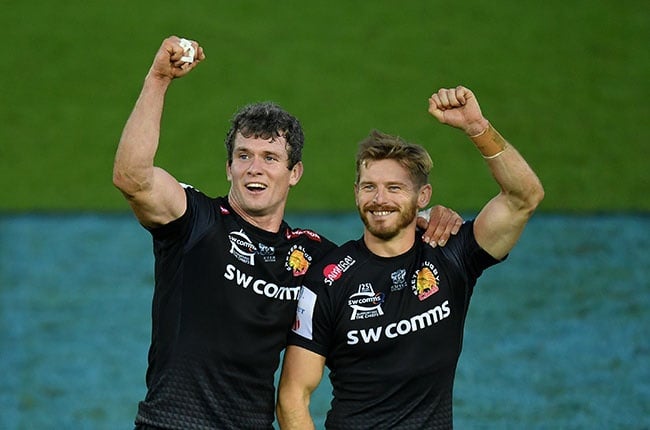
[358,200,418,241]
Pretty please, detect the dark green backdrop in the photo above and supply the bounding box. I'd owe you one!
[2,1,648,212]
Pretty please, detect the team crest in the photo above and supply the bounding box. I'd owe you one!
[285,245,312,277]
[411,261,440,301]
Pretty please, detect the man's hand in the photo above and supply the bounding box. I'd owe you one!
[428,86,488,137]
[148,36,206,82]
[417,205,463,247]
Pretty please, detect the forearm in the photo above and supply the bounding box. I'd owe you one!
[471,125,544,258]
[472,125,544,213]
[113,73,172,196]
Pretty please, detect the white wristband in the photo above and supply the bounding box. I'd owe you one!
[179,38,195,63]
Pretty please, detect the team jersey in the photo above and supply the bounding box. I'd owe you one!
[135,186,336,430]
[289,221,501,429]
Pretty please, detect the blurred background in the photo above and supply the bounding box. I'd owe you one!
[1,0,648,428]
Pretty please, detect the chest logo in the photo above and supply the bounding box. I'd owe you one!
[323,255,356,286]
[411,261,440,301]
[348,283,385,320]
[228,230,257,266]
[390,269,408,291]
[285,245,312,277]
[257,243,276,263]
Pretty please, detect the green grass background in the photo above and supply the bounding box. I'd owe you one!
[1,0,648,212]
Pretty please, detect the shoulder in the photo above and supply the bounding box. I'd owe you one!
[306,239,364,287]
[284,226,337,255]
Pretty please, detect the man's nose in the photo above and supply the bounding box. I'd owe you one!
[246,156,264,174]
[373,187,387,203]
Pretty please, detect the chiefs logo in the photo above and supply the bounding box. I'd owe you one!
[285,245,312,277]
[412,264,439,301]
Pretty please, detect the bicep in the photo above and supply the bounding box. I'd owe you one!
[279,345,326,398]
[474,193,530,260]
[125,167,187,228]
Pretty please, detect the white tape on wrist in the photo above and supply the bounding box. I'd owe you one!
[178,38,195,63]
[417,207,432,221]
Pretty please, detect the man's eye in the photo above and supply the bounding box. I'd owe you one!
[265,156,278,162]
[238,153,250,160]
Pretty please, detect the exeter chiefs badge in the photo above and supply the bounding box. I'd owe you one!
[411,261,440,301]
[285,245,312,277]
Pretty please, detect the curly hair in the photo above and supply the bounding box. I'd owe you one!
[224,102,304,169]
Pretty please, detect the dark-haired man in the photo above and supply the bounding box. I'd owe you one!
[113,36,462,429]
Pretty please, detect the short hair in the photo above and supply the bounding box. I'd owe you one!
[225,102,304,169]
[355,130,432,188]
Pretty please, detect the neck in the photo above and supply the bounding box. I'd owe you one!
[363,226,417,258]
[228,197,284,233]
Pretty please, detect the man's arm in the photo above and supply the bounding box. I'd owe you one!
[276,345,326,430]
[112,36,205,227]
[428,86,544,260]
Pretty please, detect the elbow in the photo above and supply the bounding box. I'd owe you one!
[276,396,291,429]
[276,386,311,429]
[112,165,149,199]
[112,167,133,196]
[112,167,126,191]
[276,389,295,425]
[520,180,545,216]
[529,179,545,211]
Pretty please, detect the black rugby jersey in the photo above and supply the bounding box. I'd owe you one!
[289,221,500,429]
[135,186,336,430]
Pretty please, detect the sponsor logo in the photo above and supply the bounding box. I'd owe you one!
[323,255,356,286]
[292,286,317,339]
[285,228,322,242]
[285,245,312,277]
[257,242,276,263]
[390,269,408,292]
[348,283,384,320]
[223,264,300,301]
[346,300,451,345]
[411,261,440,301]
[228,230,257,265]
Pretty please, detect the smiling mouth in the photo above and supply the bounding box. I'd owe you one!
[371,210,393,216]
[246,183,267,192]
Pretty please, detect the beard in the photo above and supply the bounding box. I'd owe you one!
[358,198,419,241]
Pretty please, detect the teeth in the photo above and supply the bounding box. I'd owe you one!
[246,183,266,190]
[372,211,392,216]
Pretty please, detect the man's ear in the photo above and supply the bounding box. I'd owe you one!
[226,161,232,182]
[418,184,432,209]
[289,161,304,187]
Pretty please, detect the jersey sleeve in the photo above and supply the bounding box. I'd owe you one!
[440,220,502,289]
[288,275,331,357]
[146,185,216,248]
[287,243,351,357]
